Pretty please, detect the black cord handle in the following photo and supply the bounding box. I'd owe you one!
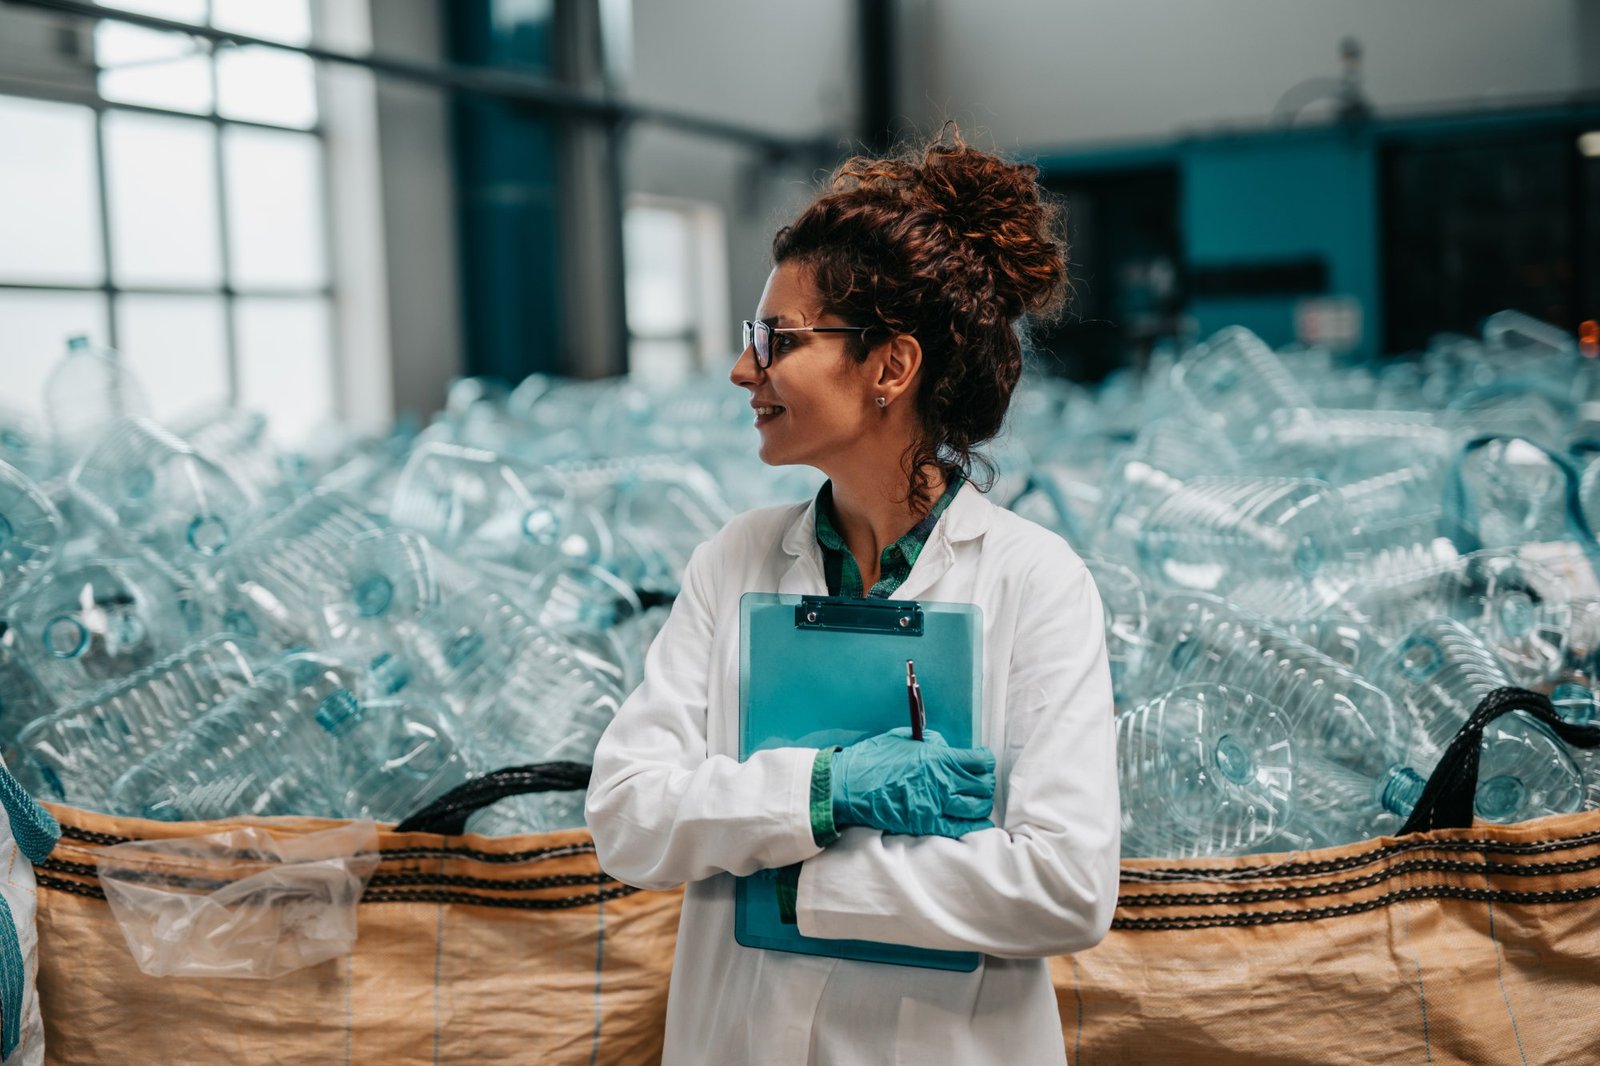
[395,762,593,836]
[1399,688,1600,835]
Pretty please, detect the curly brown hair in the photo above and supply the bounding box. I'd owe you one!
[772,126,1068,513]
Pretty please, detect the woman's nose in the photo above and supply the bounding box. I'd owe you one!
[730,342,762,386]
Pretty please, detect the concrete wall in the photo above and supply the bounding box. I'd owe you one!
[610,0,1597,362]
[619,0,860,359]
[917,0,1594,151]
[363,0,465,422]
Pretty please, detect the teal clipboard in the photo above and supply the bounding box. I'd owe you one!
[735,592,983,973]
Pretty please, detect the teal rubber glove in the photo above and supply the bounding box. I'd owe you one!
[830,727,996,838]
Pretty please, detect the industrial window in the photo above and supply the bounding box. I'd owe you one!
[0,0,334,445]
[623,196,729,383]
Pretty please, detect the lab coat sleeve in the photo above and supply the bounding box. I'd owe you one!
[585,533,822,892]
[794,545,1121,958]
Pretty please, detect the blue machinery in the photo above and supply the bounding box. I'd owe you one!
[1035,98,1600,363]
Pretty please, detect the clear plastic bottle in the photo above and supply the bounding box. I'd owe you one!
[1091,418,1238,564]
[1367,617,1586,824]
[178,406,311,508]
[1134,477,1353,618]
[1280,615,1376,675]
[407,590,623,767]
[1117,682,1295,858]
[110,658,468,822]
[1547,679,1600,811]
[521,560,643,636]
[1006,467,1080,541]
[11,556,187,699]
[1252,408,1455,469]
[1446,436,1583,552]
[1140,594,1433,846]
[1170,326,1313,446]
[1447,380,1574,452]
[0,459,63,609]
[44,335,150,462]
[248,489,383,558]
[1080,554,1148,712]
[1146,595,1418,747]
[0,621,54,755]
[0,407,49,483]
[606,466,729,595]
[66,417,254,582]
[1578,451,1600,545]
[390,442,587,574]
[221,528,437,658]
[1482,309,1577,360]
[1335,549,1570,688]
[15,635,264,809]
[609,603,671,694]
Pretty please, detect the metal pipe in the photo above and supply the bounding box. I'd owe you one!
[5,0,837,159]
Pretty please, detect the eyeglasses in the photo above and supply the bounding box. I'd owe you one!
[742,320,875,370]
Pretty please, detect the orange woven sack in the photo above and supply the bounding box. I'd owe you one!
[1055,684,1600,1064]
[1056,808,1600,1064]
[34,769,680,1066]
[33,690,1600,1064]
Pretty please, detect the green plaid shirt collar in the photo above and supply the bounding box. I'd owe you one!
[813,474,965,599]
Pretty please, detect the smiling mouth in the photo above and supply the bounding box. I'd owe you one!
[754,405,786,421]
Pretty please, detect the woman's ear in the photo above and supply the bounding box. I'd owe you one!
[874,332,923,405]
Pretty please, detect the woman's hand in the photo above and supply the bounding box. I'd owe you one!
[830,727,996,838]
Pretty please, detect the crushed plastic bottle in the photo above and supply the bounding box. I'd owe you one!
[67,417,255,583]
[1368,617,1586,824]
[110,657,468,822]
[16,635,264,809]
[0,460,63,609]
[1116,682,1295,858]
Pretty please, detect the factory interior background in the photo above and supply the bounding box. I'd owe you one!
[2,0,1596,433]
[3,3,1600,1059]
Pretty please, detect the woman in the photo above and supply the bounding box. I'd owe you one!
[586,130,1119,1064]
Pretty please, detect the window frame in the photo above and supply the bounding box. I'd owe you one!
[622,192,729,380]
[0,2,336,423]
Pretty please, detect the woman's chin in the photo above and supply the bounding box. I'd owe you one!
[754,438,784,465]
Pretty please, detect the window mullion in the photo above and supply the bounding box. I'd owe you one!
[91,104,118,348]
[205,0,241,409]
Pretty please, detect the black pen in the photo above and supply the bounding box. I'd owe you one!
[906,659,925,741]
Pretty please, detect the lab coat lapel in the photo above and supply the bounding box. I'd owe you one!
[775,494,826,595]
[770,480,994,600]
[891,481,994,601]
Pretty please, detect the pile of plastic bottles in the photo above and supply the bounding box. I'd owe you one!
[3,309,1599,855]
[0,337,769,834]
[1004,312,1600,857]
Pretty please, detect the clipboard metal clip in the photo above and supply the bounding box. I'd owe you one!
[794,595,924,636]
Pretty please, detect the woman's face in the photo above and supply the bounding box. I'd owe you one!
[729,262,876,470]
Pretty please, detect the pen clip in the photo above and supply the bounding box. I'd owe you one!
[906,659,925,741]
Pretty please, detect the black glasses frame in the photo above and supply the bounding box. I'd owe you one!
[742,320,875,369]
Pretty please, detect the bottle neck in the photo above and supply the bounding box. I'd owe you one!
[314,690,363,737]
[1378,765,1427,816]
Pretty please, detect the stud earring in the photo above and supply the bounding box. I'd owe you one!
[875,396,887,409]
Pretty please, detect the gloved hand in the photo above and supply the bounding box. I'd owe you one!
[830,727,996,838]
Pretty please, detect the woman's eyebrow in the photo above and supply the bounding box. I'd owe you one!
[760,311,815,328]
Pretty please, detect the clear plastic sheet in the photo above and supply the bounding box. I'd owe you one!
[94,821,378,979]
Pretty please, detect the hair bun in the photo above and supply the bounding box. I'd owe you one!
[911,135,1067,320]
[826,128,1067,321]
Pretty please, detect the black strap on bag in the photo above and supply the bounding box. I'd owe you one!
[1399,687,1600,835]
[395,762,593,836]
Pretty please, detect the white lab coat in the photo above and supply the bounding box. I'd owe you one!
[585,479,1119,1065]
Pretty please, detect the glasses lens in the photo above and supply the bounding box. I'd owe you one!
[744,321,770,368]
